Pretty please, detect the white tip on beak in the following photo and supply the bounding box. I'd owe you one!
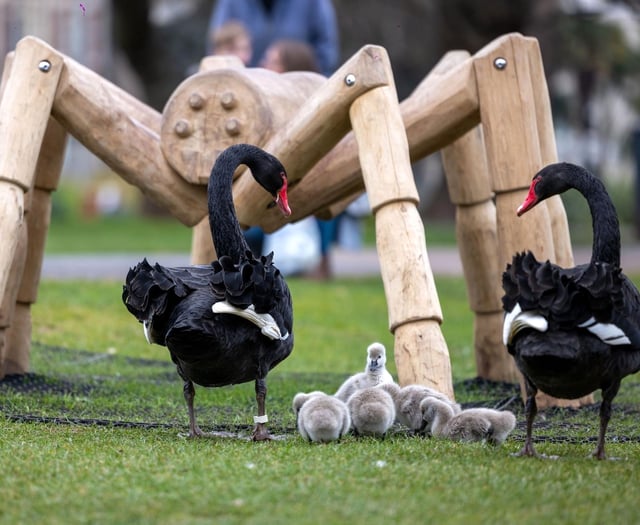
[143,321,152,344]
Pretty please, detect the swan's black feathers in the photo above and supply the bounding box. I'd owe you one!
[122,259,213,322]
[209,250,285,314]
[503,250,640,347]
[210,255,253,308]
[615,276,640,347]
[250,252,286,313]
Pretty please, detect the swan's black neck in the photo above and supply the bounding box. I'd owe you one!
[207,145,260,261]
[564,164,620,267]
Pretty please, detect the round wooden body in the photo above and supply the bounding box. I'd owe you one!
[161,68,325,185]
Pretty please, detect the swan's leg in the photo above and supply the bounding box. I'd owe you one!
[183,379,206,438]
[252,377,272,441]
[593,381,620,460]
[515,378,540,457]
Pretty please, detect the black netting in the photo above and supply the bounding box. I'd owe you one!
[2,343,640,444]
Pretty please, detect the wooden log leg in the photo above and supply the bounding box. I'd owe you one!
[0,38,63,377]
[349,51,453,398]
[473,312,513,380]
[456,203,518,382]
[0,185,25,312]
[3,303,31,375]
[190,216,216,264]
[0,52,16,375]
[441,125,518,382]
[0,218,27,377]
[3,191,47,375]
[2,182,57,378]
[4,117,69,376]
[375,204,453,397]
[21,119,67,299]
[393,321,451,394]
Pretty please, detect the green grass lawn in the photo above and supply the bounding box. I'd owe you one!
[46,213,194,254]
[0,273,639,525]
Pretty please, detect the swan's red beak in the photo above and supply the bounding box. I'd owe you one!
[516,179,539,216]
[275,174,291,216]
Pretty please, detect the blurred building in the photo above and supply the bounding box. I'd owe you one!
[0,0,112,75]
[0,0,114,180]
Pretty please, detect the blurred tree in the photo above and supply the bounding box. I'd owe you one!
[432,0,534,53]
[112,0,152,80]
[112,0,212,110]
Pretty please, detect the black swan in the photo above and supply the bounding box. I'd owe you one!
[502,162,640,459]
[122,144,294,441]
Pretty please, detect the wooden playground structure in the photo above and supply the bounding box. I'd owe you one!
[0,33,592,408]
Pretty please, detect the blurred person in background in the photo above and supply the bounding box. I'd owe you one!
[207,0,339,76]
[209,20,253,65]
[260,38,320,72]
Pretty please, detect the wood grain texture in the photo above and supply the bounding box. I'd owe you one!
[349,53,452,396]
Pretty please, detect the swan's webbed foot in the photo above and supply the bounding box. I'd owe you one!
[252,423,273,441]
[512,441,558,460]
[592,438,608,460]
[180,424,210,439]
[591,442,621,460]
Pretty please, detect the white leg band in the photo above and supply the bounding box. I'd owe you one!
[254,415,268,424]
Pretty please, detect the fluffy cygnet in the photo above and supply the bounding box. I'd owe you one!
[420,397,516,446]
[347,386,396,437]
[292,391,351,443]
[334,342,394,402]
[379,383,460,433]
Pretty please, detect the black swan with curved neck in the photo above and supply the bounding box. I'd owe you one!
[502,162,640,459]
[122,144,293,441]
